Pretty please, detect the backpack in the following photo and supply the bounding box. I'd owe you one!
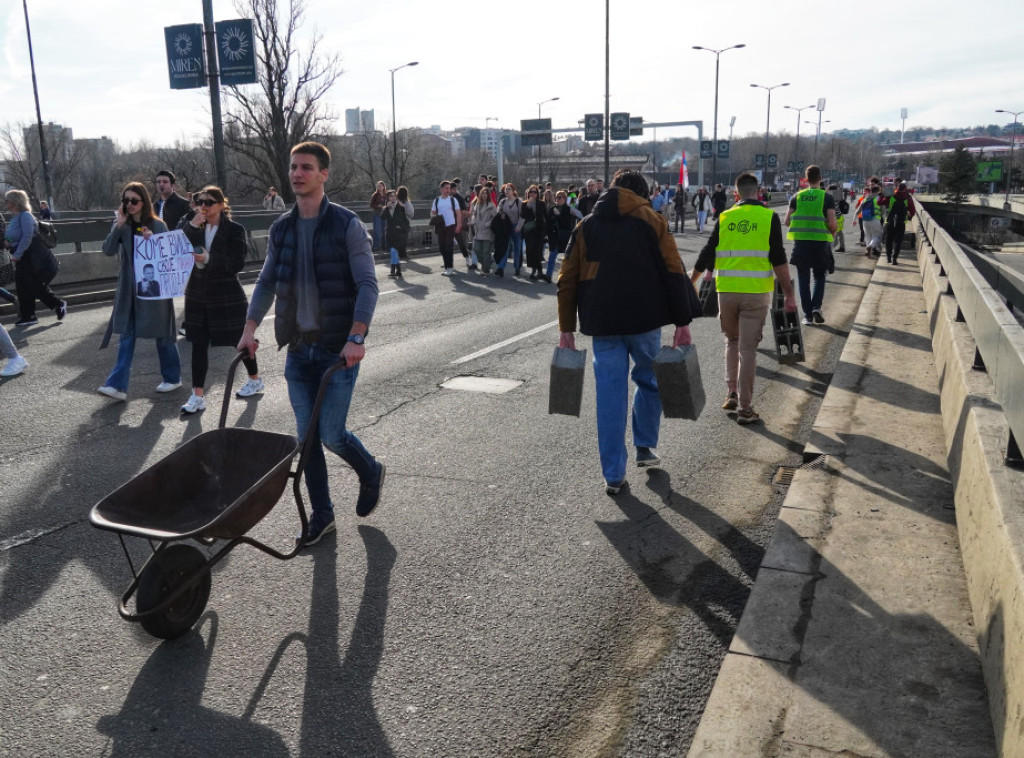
[889,196,907,222]
[38,220,58,248]
[860,198,876,221]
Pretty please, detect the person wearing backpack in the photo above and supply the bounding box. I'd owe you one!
[860,185,883,257]
[3,189,66,327]
[884,182,915,265]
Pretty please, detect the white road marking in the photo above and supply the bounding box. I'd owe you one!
[451,321,559,365]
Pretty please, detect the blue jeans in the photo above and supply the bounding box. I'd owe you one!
[390,246,400,266]
[372,213,386,251]
[103,324,181,393]
[796,265,826,317]
[546,243,565,280]
[285,345,378,523]
[592,329,662,484]
[496,231,523,271]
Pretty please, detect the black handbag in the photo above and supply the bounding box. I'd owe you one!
[29,234,59,283]
[490,212,510,235]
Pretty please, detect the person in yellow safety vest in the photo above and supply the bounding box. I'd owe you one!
[690,171,797,426]
[785,165,838,327]
[828,184,848,252]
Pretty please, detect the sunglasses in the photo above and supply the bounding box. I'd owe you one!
[122,197,142,206]
[199,198,219,207]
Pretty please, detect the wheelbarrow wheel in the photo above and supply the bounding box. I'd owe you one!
[136,544,212,640]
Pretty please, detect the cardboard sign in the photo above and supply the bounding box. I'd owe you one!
[134,230,195,300]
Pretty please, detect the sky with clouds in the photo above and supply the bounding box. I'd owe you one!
[3,0,1022,150]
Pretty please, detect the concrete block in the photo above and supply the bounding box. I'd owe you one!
[729,566,817,662]
[762,504,830,575]
[653,345,705,420]
[548,347,586,417]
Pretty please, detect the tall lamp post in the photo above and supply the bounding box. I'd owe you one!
[389,61,418,186]
[21,0,53,210]
[784,104,814,181]
[996,108,1023,211]
[751,82,789,185]
[693,44,745,190]
[808,119,831,164]
[537,96,560,183]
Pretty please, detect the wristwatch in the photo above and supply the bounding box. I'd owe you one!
[347,334,365,346]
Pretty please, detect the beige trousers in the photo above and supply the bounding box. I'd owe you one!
[718,291,771,410]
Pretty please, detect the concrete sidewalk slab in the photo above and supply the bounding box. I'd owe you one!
[689,251,995,757]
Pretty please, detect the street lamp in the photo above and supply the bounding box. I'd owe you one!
[784,104,815,172]
[996,108,1023,211]
[806,119,831,163]
[536,96,560,183]
[389,61,418,186]
[751,82,789,184]
[693,44,745,189]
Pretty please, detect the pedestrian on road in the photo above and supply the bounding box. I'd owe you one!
[430,180,462,277]
[692,172,798,425]
[0,324,28,377]
[558,168,703,495]
[692,187,712,232]
[672,184,688,233]
[179,186,264,414]
[370,180,387,252]
[469,187,498,275]
[544,190,575,283]
[386,187,414,277]
[576,179,600,218]
[153,170,190,231]
[495,184,524,277]
[785,165,838,326]
[38,201,52,221]
[711,183,727,219]
[860,185,884,257]
[97,182,181,402]
[239,141,385,547]
[521,185,547,280]
[884,182,915,265]
[450,178,475,269]
[4,189,66,328]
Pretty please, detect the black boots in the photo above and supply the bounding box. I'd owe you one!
[389,264,402,278]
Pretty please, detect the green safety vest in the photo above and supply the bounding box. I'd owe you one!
[715,203,776,294]
[787,188,832,242]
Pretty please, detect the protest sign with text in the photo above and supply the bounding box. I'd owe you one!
[134,230,195,300]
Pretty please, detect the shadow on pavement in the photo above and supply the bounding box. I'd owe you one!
[95,526,397,756]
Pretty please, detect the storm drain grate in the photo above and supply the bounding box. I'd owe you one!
[772,466,798,486]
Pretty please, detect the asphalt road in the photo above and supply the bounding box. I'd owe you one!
[0,219,875,757]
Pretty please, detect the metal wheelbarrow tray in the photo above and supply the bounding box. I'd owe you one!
[89,353,345,640]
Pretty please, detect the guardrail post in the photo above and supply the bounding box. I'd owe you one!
[972,347,986,372]
[1007,431,1024,468]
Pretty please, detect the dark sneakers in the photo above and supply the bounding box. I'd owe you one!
[812,309,825,324]
[356,462,386,518]
[298,514,336,547]
[736,408,761,425]
[636,447,661,467]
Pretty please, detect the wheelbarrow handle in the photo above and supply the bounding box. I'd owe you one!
[218,344,259,429]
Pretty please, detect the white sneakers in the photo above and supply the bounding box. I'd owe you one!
[97,385,127,401]
[0,355,28,377]
[155,381,182,393]
[236,377,265,398]
[181,393,206,414]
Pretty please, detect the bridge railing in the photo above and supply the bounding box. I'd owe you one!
[916,202,1024,464]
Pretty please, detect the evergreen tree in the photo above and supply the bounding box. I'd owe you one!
[939,145,976,206]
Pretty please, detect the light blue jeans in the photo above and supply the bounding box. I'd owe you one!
[372,213,386,250]
[103,323,181,393]
[286,344,379,524]
[592,328,662,484]
[496,231,523,271]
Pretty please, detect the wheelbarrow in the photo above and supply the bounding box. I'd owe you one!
[90,352,345,640]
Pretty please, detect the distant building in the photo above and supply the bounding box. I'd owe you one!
[22,122,73,164]
[345,108,376,134]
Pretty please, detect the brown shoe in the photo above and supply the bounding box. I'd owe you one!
[721,392,738,411]
[736,407,761,425]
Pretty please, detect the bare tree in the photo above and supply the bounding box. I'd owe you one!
[223,0,343,201]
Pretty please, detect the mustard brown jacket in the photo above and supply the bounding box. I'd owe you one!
[557,187,701,336]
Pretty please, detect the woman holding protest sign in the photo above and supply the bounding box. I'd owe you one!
[97,182,180,402]
[179,186,263,414]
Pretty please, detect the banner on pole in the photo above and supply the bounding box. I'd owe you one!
[610,113,631,141]
[164,24,206,90]
[584,114,603,141]
[215,19,258,86]
[134,230,196,300]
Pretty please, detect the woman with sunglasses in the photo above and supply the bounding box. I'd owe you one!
[179,186,264,413]
[97,183,181,401]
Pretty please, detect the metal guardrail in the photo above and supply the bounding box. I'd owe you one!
[915,203,1024,464]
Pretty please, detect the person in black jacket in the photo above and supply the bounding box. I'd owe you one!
[544,190,576,283]
[711,183,727,219]
[153,170,191,230]
[180,186,264,413]
[557,169,702,494]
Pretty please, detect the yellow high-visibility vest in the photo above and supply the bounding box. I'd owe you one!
[715,203,775,294]
[787,188,832,242]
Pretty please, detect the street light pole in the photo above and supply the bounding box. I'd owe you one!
[389,61,418,187]
[808,119,831,164]
[996,109,1023,211]
[784,104,815,178]
[537,96,560,184]
[693,44,745,190]
[751,82,789,185]
[22,0,53,209]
